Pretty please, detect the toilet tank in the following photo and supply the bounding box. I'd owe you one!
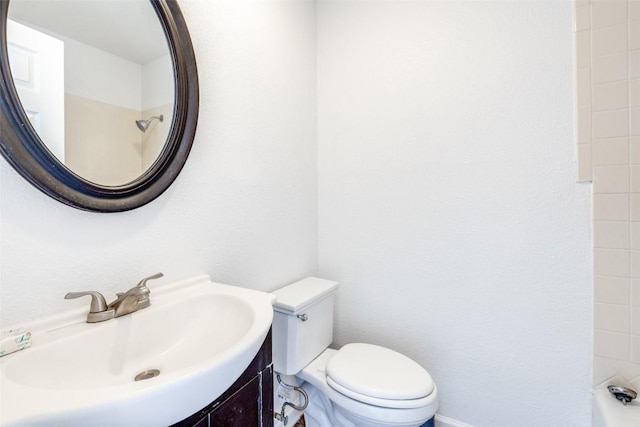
[271,277,339,375]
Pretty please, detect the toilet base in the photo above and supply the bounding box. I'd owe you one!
[302,382,435,427]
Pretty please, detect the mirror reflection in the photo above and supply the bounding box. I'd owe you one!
[6,0,174,186]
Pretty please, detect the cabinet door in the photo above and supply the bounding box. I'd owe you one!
[210,376,260,426]
[260,366,274,427]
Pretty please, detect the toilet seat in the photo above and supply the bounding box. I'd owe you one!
[325,343,435,409]
[299,347,438,426]
[326,377,435,409]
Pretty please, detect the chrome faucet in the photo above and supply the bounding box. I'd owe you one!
[65,273,164,323]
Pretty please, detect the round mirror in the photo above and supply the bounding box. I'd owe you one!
[0,0,198,212]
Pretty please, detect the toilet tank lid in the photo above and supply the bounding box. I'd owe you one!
[272,277,338,314]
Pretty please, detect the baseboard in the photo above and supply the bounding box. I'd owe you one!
[435,414,475,427]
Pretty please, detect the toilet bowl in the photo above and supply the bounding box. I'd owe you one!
[271,277,438,427]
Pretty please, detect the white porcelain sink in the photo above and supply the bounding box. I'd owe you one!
[0,275,274,426]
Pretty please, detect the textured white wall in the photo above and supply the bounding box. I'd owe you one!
[0,0,318,326]
[317,1,592,426]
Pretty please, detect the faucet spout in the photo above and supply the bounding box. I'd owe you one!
[110,294,140,317]
[107,272,164,318]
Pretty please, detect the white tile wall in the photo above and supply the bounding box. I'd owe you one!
[576,0,640,385]
[631,50,640,78]
[594,248,630,276]
[595,275,630,304]
[633,279,640,305]
[592,1,627,29]
[578,106,592,143]
[632,108,640,135]
[630,21,640,50]
[594,355,640,384]
[631,79,640,106]
[630,136,640,162]
[631,250,640,277]
[592,23,628,56]
[592,52,628,83]
[632,307,640,334]
[632,194,640,220]
[592,109,629,139]
[595,303,630,332]
[595,221,630,248]
[595,329,631,359]
[594,193,630,220]
[632,336,640,362]
[578,67,593,106]
[632,1,640,21]
[576,30,592,69]
[593,81,629,110]
[631,164,640,191]
[576,5,591,32]
[592,137,628,165]
[593,165,630,192]
[631,222,640,248]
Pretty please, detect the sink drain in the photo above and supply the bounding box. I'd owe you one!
[134,369,160,381]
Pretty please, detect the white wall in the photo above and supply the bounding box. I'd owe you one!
[142,54,173,111]
[317,1,592,426]
[0,0,318,326]
[64,36,142,111]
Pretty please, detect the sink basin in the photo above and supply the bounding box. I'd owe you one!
[0,275,274,426]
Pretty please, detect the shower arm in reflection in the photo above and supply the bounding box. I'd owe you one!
[136,114,164,133]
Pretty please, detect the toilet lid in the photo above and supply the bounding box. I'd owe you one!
[326,343,434,401]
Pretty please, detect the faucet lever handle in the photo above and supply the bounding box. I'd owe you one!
[136,272,164,289]
[64,291,108,313]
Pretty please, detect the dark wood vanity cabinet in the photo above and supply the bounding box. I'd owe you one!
[172,330,274,427]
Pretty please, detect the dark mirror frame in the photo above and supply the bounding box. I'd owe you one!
[0,0,198,212]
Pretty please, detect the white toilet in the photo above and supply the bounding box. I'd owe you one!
[272,277,438,427]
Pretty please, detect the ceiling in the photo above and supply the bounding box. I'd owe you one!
[8,0,170,64]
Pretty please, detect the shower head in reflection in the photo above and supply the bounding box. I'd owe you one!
[136,115,164,133]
